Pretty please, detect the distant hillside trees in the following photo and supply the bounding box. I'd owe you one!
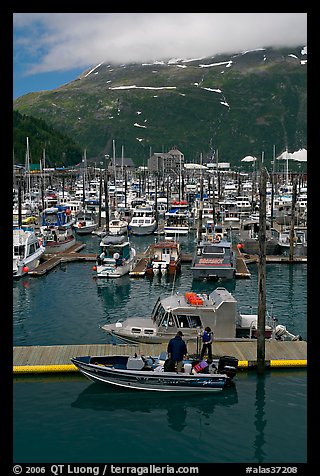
[13,111,83,166]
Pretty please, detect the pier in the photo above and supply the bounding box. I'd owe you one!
[13,340,307,374]
[27,239,306,278]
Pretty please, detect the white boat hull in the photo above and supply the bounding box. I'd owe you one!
[96,259,135,278]
[164,226,189,236]
[43,236,76,253]
[129,223,157,236]
[13,250,44,278]
[74,224,98,235]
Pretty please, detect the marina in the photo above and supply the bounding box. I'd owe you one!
[13,157,307,464]
[11,19,309,465]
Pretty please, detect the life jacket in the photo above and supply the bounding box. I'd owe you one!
[202,331,213,343]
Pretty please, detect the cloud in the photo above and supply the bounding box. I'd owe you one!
[13,13,307,75]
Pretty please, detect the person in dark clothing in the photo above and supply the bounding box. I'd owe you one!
[200,326,213,361]
[167,331,188,372]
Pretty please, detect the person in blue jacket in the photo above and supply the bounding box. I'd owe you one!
[200,326,213,361]
[167,331,188,372]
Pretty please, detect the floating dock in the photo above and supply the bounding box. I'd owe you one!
[28,242,91,276]
[13,340,307,374]
[27,241,306,278]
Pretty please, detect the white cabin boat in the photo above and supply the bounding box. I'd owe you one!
[40,206,76,253]
[164,201,190,238]
[108,218,128,236]
[13,227,45,278]
[145,240,182,277]
[73,209,98,235]
[94,235,136,278]
[102,287,301,344]
[129,204,157,235]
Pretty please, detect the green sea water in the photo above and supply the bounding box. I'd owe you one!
[13,233,307,464]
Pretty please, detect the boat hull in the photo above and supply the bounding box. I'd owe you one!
[96,262,134,278]
[43,236,76,253]
[129,223,157,236]
[13,250,44,278]
[191,263,236,280]
[164,227,189,236]
[74,224,98,235]
[71,357,230,392]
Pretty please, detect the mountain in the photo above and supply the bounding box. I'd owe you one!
[13,46,307,168]
[13,111,83,166]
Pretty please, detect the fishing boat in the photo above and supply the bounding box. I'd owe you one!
[163,203,190,238]
[274,226,307,257]
[93,234,136,278]
[145,240,182,277]
[40,205,76,253]
[70,353,239,392]
[128,204,157,235]
[108,218,128,236]
[191,223,236,280]
[13,227,46,278]
[236,217,280,255]
[73,209,98,235]
[101,287,301,344]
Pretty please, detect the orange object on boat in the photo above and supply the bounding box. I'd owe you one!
[185,292,203,305]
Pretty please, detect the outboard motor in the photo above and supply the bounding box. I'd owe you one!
[218,355,239,379]
[275,325,301,341]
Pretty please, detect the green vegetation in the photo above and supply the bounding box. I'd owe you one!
[13,111,83,166]
[13,46,307,169]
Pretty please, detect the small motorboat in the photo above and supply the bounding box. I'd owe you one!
[93,234,136,278]
[145,240,182,277]
[71,353,239,392]
[73,209,98,235]
[108,218,128,236]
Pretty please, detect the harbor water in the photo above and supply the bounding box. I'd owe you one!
[13,233,307,464]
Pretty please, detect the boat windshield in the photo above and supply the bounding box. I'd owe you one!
[102,244,127,259]
[202,245,225,255]
[152,300,166,324]
[175,314,201,329]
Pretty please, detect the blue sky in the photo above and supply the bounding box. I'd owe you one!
[13,13,307,100]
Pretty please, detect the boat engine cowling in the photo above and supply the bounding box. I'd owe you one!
[275,325,301,341]
[218,355,239,379]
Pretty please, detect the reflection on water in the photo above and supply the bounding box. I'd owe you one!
[13,370,306,463]
[254,375,267,462]
[71,382,239,433]
[192,277,236,294]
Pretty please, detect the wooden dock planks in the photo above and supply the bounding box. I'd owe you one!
[13,340,307,372]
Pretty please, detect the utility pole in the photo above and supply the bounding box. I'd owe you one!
[289,178,297,262]
[104,155,110,233]
[98,171,103,228]
[197,153,204,243]
[257,165,267,374]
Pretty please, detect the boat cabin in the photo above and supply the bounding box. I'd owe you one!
[41,206,73,227]
[150,287,237,338]
[152,241,181,264]
[98,235,131,264]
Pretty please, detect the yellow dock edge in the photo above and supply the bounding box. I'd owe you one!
[13,359,307,374]
[13,364,78,374]
[269,359,307,367]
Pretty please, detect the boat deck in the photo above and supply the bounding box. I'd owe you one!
[13,340,307,374]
